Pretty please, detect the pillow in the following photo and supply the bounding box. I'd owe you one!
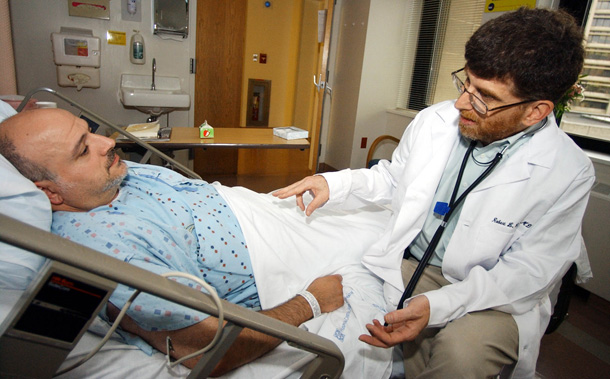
[0,102,52,291]
[0,99,17,122]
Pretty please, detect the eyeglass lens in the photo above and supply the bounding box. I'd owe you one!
[452,72,488,114]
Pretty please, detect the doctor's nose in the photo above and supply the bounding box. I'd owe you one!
[455,91,473,111]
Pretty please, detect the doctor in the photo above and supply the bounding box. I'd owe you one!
[274,7,594,378]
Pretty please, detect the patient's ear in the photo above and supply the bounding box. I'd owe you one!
[35,180,64,207]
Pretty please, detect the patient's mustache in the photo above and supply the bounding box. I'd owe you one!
[106,149,118,170]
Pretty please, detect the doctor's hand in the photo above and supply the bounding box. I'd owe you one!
[359,295,430,348]
[272,175,330,216]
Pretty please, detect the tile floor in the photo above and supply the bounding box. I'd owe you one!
[536,287,610,379]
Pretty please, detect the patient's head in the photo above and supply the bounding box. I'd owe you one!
[0,108,127,212]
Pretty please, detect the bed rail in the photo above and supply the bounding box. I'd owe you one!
[16,87,202,180]
[0,213,344,379]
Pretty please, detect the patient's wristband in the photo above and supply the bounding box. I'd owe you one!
[298,290,322,318]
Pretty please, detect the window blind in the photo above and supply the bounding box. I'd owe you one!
[396,0,486,110]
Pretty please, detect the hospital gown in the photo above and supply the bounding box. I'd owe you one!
[51,162,260,336]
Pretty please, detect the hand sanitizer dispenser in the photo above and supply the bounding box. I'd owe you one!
[51,27,101,91]
[130,30,145,65]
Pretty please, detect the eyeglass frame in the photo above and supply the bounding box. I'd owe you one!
[451,67,536,115]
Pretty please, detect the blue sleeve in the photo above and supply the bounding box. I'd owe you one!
[52,212,214,332]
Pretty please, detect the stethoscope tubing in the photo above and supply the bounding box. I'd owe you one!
[391,118,548,315]
[397,140,504,309]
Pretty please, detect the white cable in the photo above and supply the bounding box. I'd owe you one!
[53,289,142,377]
[160,271,224,367]
[53,271,224,376]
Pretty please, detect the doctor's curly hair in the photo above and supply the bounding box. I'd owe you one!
[465,7,584,105]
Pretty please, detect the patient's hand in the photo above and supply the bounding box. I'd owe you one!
[306,274,344,313]
[272,175,329,216]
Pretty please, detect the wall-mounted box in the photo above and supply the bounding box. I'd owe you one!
[51,28,101,67]
[153,0,189,38]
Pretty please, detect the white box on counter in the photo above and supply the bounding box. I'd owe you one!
[273,126,309,140]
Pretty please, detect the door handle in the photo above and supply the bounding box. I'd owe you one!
[313,74,326,92]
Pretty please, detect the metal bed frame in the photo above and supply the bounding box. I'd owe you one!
[1,90,345,378]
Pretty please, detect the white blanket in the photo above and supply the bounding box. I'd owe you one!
[217,185,393,378]
[56,187,394,379]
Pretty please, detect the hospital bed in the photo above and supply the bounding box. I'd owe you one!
[0,214,343,378]
[0,90,394,378]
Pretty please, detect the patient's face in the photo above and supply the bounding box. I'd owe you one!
[14,109,127,211]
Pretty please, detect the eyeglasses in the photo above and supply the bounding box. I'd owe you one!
[451,68,535,115]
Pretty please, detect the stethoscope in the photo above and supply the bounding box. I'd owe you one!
[395,119,548,310]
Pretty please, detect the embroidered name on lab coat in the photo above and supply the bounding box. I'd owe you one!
[492,218,532,229]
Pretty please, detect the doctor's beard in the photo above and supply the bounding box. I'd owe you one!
[459,109,524,145]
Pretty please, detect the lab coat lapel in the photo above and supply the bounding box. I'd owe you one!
[386,105,460,256]
[364,104,460,293]
[471,125,557,193]
[471,152,531,192]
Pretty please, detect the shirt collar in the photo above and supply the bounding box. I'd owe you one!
[470,118,547,156]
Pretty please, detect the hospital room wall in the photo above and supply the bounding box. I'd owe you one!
[321,0,415,170]
[8,0,197,130]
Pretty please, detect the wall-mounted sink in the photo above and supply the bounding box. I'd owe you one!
[119,74,190,116]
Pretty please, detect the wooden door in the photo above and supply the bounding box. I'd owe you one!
[193,0,246,177]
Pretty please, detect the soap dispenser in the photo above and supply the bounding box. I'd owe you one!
[130,30,145,64]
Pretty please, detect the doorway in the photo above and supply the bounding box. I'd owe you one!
[194,0,334,191]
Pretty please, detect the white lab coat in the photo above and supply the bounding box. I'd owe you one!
[321,100,595,378]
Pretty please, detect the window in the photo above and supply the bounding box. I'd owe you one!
[397,0,486,111]
[573,0,610,115]
[560,0,610,150]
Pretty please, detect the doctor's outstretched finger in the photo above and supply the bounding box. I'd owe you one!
[272,175,330,216]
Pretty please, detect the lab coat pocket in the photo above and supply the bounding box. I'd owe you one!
[472,223,515,269]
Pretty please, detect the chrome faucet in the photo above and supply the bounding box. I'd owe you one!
[151,58,156,90]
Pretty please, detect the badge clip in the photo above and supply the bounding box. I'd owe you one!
[434,201,450,216]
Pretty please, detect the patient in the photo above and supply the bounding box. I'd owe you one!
[0,109,392,378]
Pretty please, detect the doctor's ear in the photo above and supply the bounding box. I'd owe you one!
[35,180,65,206]
[523,100,554,126]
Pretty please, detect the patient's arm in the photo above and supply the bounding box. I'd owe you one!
[107,274,344,377]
